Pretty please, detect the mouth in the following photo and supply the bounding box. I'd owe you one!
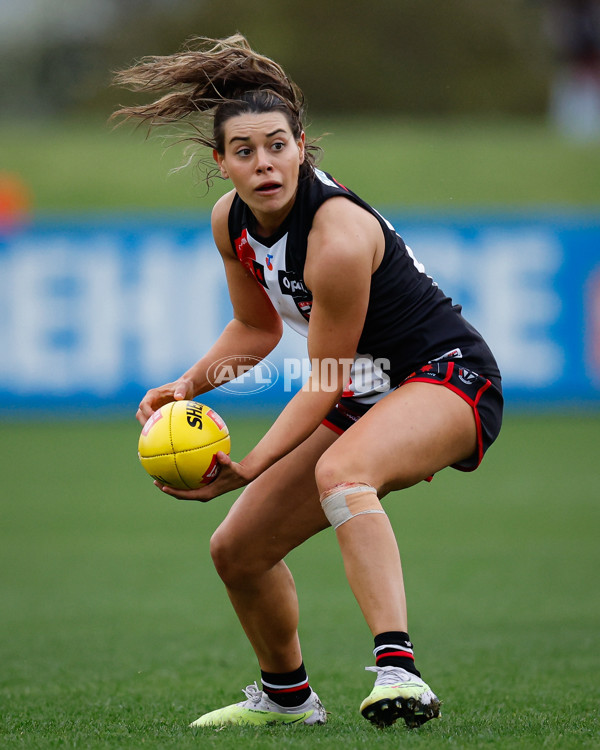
[255,181,282,195]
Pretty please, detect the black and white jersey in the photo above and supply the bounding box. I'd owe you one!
[228,168,501,403]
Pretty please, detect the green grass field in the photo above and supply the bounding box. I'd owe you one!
[1,413,599,748]
[1,116,600,212]
[1,114,598,746]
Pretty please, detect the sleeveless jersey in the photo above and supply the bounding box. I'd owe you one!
[228,168,500,403]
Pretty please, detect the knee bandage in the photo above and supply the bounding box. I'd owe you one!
[319,483,386,530]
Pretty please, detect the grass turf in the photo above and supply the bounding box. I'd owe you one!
[1,116,599,213]
[1,412,599,748]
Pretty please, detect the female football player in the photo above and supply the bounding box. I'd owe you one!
[114,34,503,730]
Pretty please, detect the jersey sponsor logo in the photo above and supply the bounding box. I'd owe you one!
[278,269,309,296]
[277,269,313,320]
[265,253,274,271]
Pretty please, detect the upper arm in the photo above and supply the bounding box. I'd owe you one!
[304,197,382,364]
[211,192,282,338]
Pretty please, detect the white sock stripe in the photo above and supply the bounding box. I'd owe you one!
[373,644,414,655]
[261,678,309,690]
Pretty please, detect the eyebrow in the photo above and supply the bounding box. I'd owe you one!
[228,128,287,145]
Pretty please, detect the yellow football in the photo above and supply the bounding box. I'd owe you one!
[138,400,230,490]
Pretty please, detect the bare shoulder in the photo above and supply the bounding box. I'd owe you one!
[211,189,237,255]
[307,196,383,275]
[311,195,381,235]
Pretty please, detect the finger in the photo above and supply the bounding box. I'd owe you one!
[153,480,212,503]
[137,402,154,425]
[215,450,232,466]
[173,381,190,400]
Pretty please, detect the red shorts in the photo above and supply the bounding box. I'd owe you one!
[323,359,503,472]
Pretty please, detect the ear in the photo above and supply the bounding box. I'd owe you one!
[213,149,229,179]
[298,132,306,165]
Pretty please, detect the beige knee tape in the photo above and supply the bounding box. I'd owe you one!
[320,483,385,530]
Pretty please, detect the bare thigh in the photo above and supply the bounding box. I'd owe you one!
[212,424,339,571]
[316,381,477,496]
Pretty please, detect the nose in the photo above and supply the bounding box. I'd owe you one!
[255,147,273,173]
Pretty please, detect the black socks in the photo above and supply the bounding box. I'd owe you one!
[260,632,420,709]
[373,631,421,677]
[261,662,312,707]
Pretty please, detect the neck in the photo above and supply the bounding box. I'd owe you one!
[251,196,297,238]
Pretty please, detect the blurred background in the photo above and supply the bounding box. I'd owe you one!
[2,4,600,746]
[1,0,600,414]
[1,0,598,123]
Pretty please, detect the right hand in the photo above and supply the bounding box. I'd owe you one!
[136,378,195,426]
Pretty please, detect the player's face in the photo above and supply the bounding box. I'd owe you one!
[214,112,305,234]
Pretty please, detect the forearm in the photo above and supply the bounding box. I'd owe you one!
[181,318,281,396]
[240,375,342,478]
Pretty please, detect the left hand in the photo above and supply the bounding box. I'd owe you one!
[154,451,254,502]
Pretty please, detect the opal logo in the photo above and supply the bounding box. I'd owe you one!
[278,270,308,296]
[207,355,279,395]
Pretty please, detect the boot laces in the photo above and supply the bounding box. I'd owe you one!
[365,665,417,687]
[241,682,264,705]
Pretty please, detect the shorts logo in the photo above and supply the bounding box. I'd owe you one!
[458,367,479,385]
[431,347,463,362]
[410,362,441,379]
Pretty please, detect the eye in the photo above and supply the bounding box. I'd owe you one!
[236,147,252,157]
[272,141,286,151]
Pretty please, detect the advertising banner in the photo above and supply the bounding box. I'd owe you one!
[1,213,599,414]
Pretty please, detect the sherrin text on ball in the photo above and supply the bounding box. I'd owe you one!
[138,400,230,489]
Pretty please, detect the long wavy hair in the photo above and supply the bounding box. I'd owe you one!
[112,34,321,183]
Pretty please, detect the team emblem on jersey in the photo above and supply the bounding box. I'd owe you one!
[298,300,312,318]
[252,260,268,288]
[458,367,479,385]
